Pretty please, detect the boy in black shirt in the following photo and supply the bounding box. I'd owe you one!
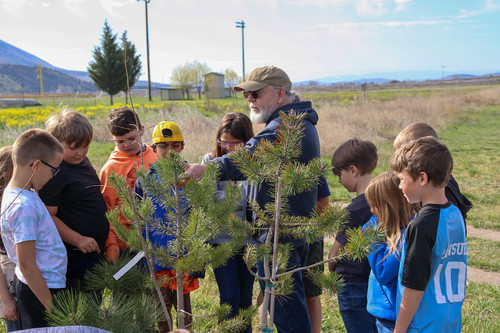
[39,110,109,286]
[394,122,472,220]
[328,138,378,333]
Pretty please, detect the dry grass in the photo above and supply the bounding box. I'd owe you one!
[316,87,500,157]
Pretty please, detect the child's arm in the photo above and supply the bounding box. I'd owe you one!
[46,206,100,254]
[16,241,53,310]
[327,240,343,272]
[393,287,424,333]
[0,264,17,321]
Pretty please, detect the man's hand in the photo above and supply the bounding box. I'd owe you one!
[185,164,207,180]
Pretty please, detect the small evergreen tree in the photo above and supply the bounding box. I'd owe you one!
[108,152,255,331]
[229,110,384,331]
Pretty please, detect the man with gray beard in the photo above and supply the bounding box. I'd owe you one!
[186,66,321,332]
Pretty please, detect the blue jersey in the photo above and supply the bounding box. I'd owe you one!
[396,202,467,332]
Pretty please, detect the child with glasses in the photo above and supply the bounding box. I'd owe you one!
[38,110,110,287]
[202,112,256,333]
[0,129,67,329]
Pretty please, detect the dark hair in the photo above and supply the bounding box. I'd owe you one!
[331,138,378,176]
[46,109,93,147]
[107,107,142,136]
[391,136,452,188]
[212,113,254,158]
[12,129,64,166]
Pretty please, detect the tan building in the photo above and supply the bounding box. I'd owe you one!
[204,72,225,99]
[160,87,184,100]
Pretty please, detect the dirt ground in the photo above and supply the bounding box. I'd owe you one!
[466,225,500,286]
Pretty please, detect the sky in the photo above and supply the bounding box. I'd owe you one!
[1,0,500,83]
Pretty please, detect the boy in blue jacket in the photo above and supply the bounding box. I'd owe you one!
[134,121,198,332]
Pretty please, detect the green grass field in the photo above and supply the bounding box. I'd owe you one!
[0,84,499,331]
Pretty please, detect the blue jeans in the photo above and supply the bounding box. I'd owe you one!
[337,281,377,333]
[257,242,311,333]
[376,317,395,333]
[214,251,255,333]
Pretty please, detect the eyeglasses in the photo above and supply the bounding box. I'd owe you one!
[243,87,281,99]
[217,140,242,147]
[30,160,60,176]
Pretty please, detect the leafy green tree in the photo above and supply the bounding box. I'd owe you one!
[224,68,240,98]
[171,62,194,99]
[121,31,142,104]
[88,21,141,105]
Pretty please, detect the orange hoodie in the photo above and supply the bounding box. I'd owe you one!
[99,146,158,258]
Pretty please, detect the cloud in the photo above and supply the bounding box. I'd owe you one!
[456,0,500,19]
[308,19,453,34]
[62,0,86,18]
[98,0,135,18]
[0,0,28,19]
[286,0,411,15]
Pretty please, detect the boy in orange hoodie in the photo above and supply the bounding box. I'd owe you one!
[99,107,157,261]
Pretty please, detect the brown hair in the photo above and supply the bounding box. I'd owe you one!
[331,138,378,176]
[45,109,93,147]
[394,122,439,150]
[212,112,254,158]
[12,129,64,166]
[107,107,142,136]
[0,146,13,201]
[391,136,452,188]
[365,172,419,258]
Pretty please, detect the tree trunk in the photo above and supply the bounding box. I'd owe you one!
[110,94,114,105]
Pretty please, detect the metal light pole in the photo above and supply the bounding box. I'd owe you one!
[138,0,152,101]
[21,83,25,108]
[235,20,246,81]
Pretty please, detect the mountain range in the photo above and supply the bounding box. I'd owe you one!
[0,40,170,94]
[1,39,499,94]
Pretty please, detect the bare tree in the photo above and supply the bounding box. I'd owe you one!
[171,62,194,99]
[224,68,240,98]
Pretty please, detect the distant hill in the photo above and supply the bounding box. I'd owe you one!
[0,64,96,94]
[0,40,97,94]
[295,69,500,86]
[0,39,172,94]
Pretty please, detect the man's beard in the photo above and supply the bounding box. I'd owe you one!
[250,109,271,124]
[249,101,276,124]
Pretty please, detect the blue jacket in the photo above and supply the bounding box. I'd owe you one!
[134,164,188,271]
[214,101,320,247]
[363,216,402,321]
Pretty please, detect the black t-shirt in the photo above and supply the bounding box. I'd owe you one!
[335,193,373,282]
[39,157,109,254]
[446,174,473,221]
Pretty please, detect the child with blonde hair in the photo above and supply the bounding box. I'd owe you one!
[363,171,419,332]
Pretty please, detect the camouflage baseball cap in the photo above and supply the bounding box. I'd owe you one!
[234,66,292,92]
